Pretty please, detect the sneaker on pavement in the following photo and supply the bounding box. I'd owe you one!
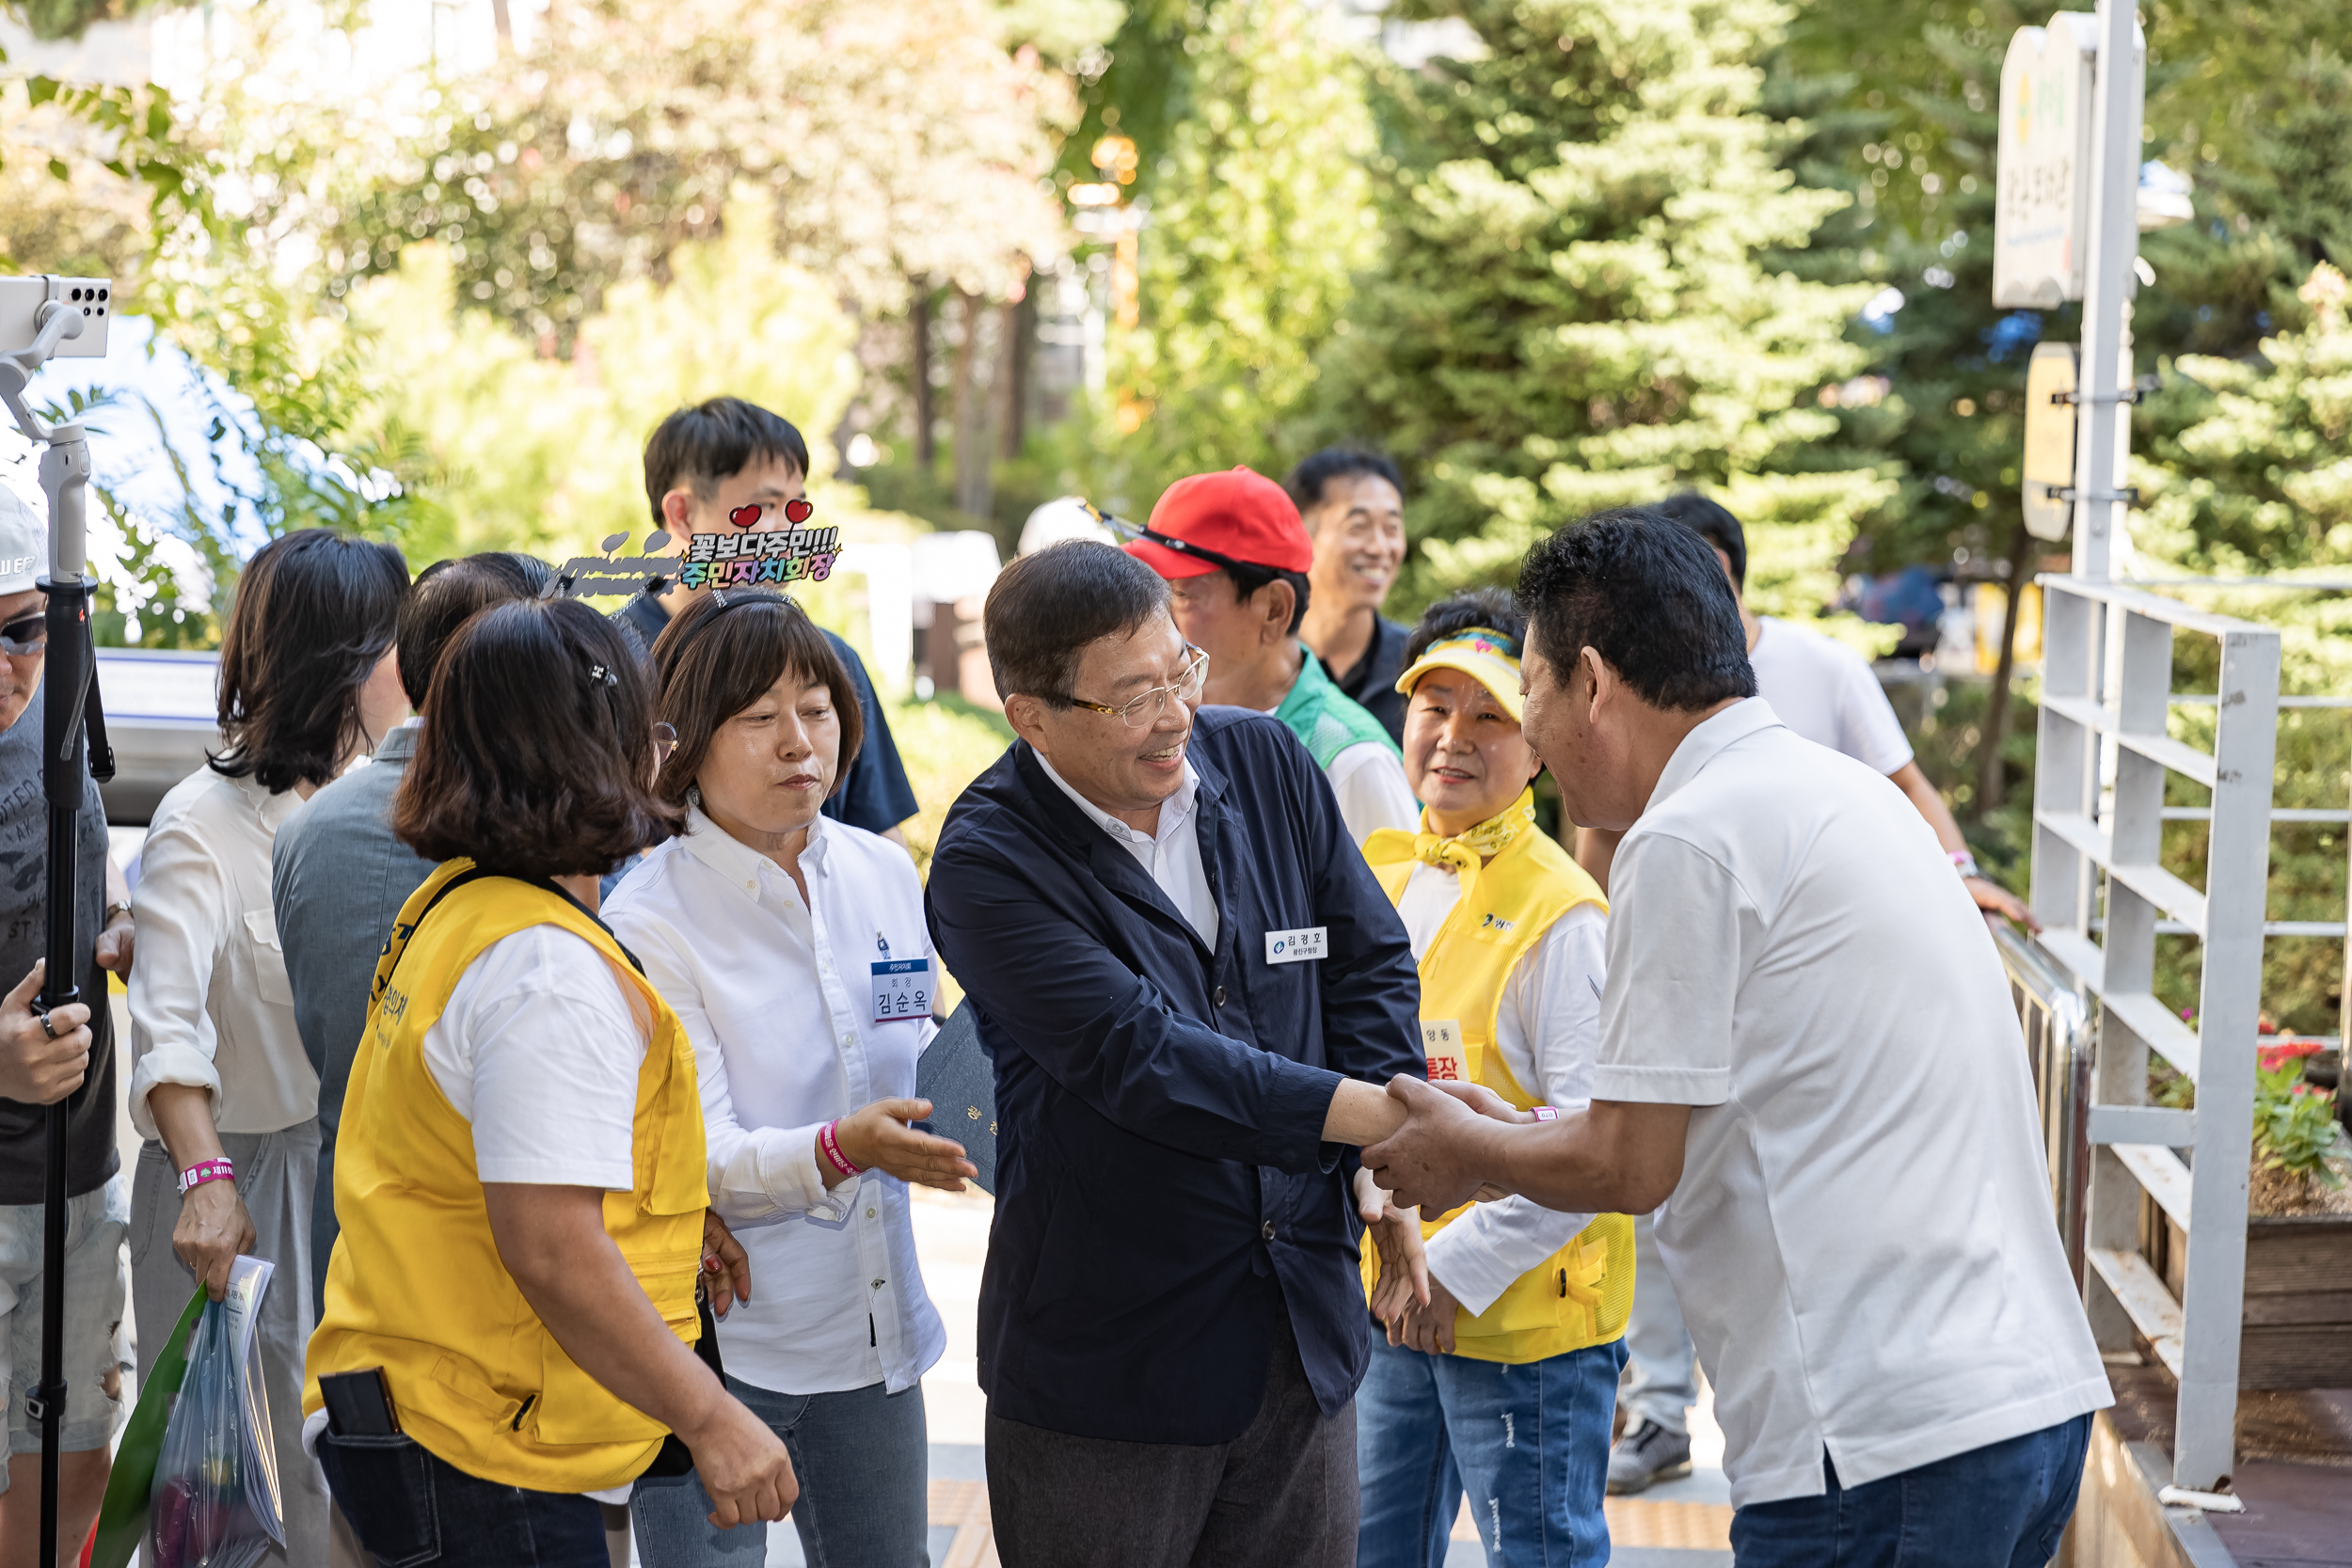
[1607,1418,1693,1495]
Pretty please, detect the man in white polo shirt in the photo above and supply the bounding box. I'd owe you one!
[1585,490,2042,1494]
[1365,510,2109,1564]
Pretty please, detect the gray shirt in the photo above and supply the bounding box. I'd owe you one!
[271,722,433,1306]
[272,722,432,1129]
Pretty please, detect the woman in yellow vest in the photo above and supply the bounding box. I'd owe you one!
[302,597,795,1565]
[1356,589,1632,1568]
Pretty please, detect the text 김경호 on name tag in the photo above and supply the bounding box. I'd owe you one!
[1263,927,1328,965]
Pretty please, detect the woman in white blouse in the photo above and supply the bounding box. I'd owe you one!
[610,588,974,1567]
[127,527,410,1567]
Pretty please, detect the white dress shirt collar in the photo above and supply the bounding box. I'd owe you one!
[225,768,306,833]
[677,800,833,895]
[1033,750,1201,849]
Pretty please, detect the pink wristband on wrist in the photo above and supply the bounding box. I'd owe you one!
[1531,1106,1561,1122]
[177,1157,234,1196]
[817,1119,863,1180]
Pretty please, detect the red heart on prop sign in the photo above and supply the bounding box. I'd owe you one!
[784,498,814,524]
[728,504,761,529]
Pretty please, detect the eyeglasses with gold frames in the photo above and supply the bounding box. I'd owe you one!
[1056,646,1210,729]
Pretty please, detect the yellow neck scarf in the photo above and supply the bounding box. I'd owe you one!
[1406,787,1536,904]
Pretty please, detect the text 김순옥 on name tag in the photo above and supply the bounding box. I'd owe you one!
[871,958,932,1023]
[1264,927,1328,965]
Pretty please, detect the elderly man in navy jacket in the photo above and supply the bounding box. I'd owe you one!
[927,541,1426,1568]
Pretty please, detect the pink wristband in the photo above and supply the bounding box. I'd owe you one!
[1531,1106,1560,1122]
[817,1119,863,1180]
[177,1157,235,1196]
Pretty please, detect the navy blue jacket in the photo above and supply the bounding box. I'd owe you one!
[925,706,1422,1444]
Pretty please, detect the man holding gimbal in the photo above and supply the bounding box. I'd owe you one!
[0,488,133,1564]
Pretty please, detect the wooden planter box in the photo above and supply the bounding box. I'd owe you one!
[2141,1198,2352,1389]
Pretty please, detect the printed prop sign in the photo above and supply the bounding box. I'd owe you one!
[549,499,834,598]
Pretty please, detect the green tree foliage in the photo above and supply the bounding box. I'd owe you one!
[315,0,1070,344]
[1318,0,1890,625]
[1109,0,1377,505]
[1777,2,2057,581]
[343,193,862,564]
[2133,265,2352,1031]
[1,57,441,639]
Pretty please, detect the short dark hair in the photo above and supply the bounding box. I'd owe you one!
[212,529,410,794]
[1216,562,1311,636]
[650,590,865,809]
[984,542,1172,702]
[395,598,684,875]
[1517,509,1756,712]
[643,397,814,525]
[1404,586,1526,666]
[1652,491,1747,589]
[396,552,552,707]
[1283,445,1405,516]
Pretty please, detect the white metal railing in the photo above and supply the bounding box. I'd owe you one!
[2027,574,2280,1492]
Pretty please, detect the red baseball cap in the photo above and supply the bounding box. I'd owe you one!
[1124,467,1312,579]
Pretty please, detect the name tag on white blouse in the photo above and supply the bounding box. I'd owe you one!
[1421,1019,1465,1084]
[1263,926,1328,965]
[870,958,933,1023]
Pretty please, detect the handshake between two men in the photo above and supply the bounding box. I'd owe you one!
[1335,1071,1693,1354]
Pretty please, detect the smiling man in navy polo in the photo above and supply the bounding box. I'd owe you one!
[926,540,1426,1568]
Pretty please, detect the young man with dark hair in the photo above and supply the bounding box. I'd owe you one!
[926,540,1428,1568]
[1366,509,2109,1568]
[1125,466,1418,844]
[1288,447,1409,742]
[629,397,917,842]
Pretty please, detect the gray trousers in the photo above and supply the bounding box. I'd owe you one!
[1618,1210,1700,1437]
[131,1123,331,1568]
[984,1315,1358,1568]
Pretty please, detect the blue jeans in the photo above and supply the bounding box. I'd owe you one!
[1730,1415,2093,1568]
[1355,1335,1625,1568]
[317,1431,606,1568]
[632,1375,928,1566]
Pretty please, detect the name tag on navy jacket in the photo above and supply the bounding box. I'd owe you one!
[1263,927,1328,965]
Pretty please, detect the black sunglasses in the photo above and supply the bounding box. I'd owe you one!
[0,612,44,657]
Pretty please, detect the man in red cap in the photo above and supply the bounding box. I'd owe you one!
[1123,467,1419,845]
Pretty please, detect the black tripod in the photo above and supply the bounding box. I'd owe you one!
[0,290,114,1567]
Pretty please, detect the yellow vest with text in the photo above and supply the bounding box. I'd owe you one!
[303,861,708,1494]
[1359,817,1635,1364]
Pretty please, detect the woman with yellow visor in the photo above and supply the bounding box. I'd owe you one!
[1355,588,1630,1568]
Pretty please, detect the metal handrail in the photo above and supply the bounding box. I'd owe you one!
[1994,922,2092,1288]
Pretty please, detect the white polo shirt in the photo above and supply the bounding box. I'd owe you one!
[1748,616,1915,775]
[1591,698,2108,1507]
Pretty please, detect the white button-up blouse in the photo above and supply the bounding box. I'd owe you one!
[127,766,315,1138]
[605,807,946,1397]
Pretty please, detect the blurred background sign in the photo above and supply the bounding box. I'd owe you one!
[2022,341,2078,541]
[1993,13,2099,309]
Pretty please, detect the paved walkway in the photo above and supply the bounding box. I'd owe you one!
[730,1189,1733,1565]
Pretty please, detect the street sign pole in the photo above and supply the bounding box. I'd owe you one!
[2070,0,2145,581]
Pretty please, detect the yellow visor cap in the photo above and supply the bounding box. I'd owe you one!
[1395,627,1524,723]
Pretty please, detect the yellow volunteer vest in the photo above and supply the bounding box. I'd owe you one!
[303,860,708,1494]
[1359,794,1635,1364]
